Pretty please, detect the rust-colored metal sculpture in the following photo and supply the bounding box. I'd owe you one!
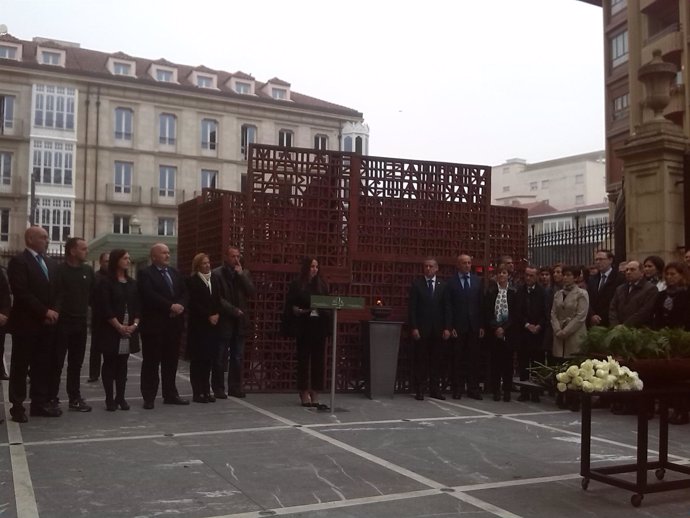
[178,145,527,392]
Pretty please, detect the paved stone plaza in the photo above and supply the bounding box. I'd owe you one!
[2,347,689,518]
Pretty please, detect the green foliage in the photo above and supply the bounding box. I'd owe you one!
[580,325,690,361]
[528,359,581,391]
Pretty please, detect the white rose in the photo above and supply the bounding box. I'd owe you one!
[596,369,608,379]
[582,381,594,393]
[556,372,570,383]
[573,376,584,387]
[557,382,567,392]
[567,365,579,377]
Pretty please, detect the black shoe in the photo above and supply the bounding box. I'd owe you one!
[313,403,329,411]
[105,401,118,412]
[430,392,446,401]
[414,393,424,401]
[163,396,190,405]
[87,377,99,383]
[467,391,483,400]
[228,389,246,399]
[0,367,8,380]
[503,392,511,402]
[452,392,462,400]
[10,406,28,423]
[117,400,130,411]
[206,394,216,403]
[213,392,228,400]
[193,395,209,403]
[493,393,501,401]
[30,405,62,417]
[69,398,93,412]
[517,392,530,402]
[143,400,155,410]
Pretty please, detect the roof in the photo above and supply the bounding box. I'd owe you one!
[0,34,363,118]
[496,150,605,170]
[527,201,609,220]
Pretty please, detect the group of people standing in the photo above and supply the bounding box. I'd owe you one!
[407,250,690,417]
[2,226,254,423]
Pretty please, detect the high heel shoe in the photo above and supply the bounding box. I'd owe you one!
[299,391,311,407]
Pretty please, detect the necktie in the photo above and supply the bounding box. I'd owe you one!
[427,278,434,295]
[598,274,607,291]
[462,274,469,289]
[161,267,174,294]
[36,254,49,279]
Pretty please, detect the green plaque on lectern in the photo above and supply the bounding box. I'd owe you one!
[311,295,365,310]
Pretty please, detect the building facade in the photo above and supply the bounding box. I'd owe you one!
[0,34,367,258]
[491,151,607,211]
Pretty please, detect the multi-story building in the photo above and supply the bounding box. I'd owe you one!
[491,150,607,211]
[0,33,367,260]
[595,0,688,196]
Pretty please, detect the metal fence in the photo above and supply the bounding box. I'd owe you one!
[527,221,614,268]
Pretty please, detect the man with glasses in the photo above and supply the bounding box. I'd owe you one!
[587,249,624,328]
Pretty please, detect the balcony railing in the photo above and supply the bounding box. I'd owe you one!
[105,183,142,204]
[151,187,185,206]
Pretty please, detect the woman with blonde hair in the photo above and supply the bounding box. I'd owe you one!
[186,253,222,403]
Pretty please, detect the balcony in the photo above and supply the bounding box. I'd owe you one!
[105,183,142,204]
[642,24,681,63]
[151,187,185,206]
[0,119,25,138]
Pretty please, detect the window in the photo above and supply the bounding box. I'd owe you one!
[114,161,132,194]
[278,129,293,147]
[234,81,251,94]
[158,217,175,236]
[314,134,328,150]
[0,209,8,242]
[529,182,537,191]
[197,75,214,88]
[113,215,130,234]
[586,214,609,226]
[40,51,62,65]
[201,119,217,150]
[36,198,71,242]
[201,169,218,189]
[156,68,174,82]
[543,218,573,232]
[240,124,256,159]
[159,165,176,198]
[502,185,510,193]
[33,85,75,130]
[541,179,549,189]
[113,62,132,75]
[0,45,17,60]
[272,88,287,100]
[0,152,11,185]
[611,31,628,68]
[32,141,74,186]
[114,107,133,140]
[611,0,626,15]
[1,95,15,129]
[159,113,176,145]
[343,136,352,152]
[575,194,584,205]
[613,93,629,120]
[575,174,584,185]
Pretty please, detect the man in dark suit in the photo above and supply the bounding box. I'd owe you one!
[447,253,484,400]
[408,257,451,401]
[211,245,255,399]
[0,265,10,380]
[8,226,61,422]
[514,266,547,402]
[587,249,624,328]
[609,260,657,327]
[137,243,189,409]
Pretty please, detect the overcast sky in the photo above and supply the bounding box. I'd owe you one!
[2,0,604,166]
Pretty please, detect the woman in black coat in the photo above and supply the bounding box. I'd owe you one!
[186,253,222,403]
[483,265,517,402]
[283,257,330,409]
[96,249,140,411]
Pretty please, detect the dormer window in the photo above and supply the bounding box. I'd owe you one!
[272,88,287,100]
[107,57,136,77]
[0,44,21,61]
[196,74,215,89]
[150,64,178,83]
[39,48,65,66]
[235,81,252,94]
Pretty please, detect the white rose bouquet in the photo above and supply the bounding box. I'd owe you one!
[555,356,643,393]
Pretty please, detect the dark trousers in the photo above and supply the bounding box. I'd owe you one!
[452,331,481,394]
[189,330,218,398]
[211,330,245,394]
[412,335,443,394]
[296,323,326,391]
[102,353,129,403]
[517,331,544,381]
[53,319,87,401]
[140,328,182,402]
[9,329,57,411]
[490,335,514,394]
[88,326,102,380]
